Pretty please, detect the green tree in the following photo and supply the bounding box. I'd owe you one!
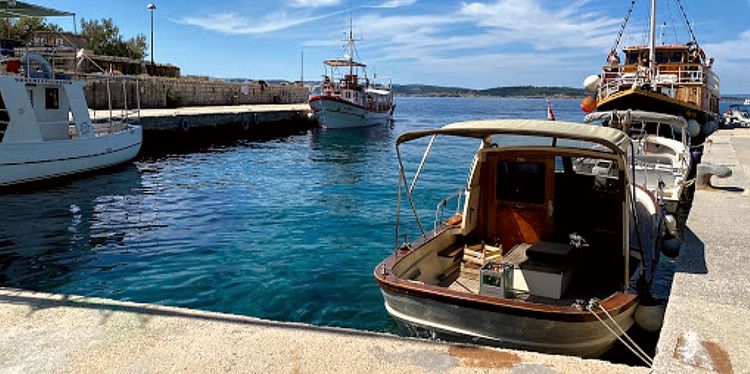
[80,18,147,60]
[0,17,61,42]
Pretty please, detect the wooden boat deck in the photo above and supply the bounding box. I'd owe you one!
[444,243,616,307]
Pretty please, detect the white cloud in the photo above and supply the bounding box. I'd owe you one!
[703,30,750,93]
[369,0,417,8]
[459,0,620,50]
[289,0,341,7]
[179,10,344,35]
[704,30,750,63]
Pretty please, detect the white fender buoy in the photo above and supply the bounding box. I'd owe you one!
[583,75,601,92]
[702,119,719,136]
[686,119,701,138]
[634,303,666,333]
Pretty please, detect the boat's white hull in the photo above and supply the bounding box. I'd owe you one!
[381,288,637,358]
[310,98,392,129]
[0,126,142,186]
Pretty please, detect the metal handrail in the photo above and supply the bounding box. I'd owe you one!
[434,189,464,230]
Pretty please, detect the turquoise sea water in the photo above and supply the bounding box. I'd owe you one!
[0,97,728,334]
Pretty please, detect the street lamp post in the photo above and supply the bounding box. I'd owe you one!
[147,3,156,69]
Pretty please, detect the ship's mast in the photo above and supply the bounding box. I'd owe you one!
[348,14,354,78]
[648,0,657,83]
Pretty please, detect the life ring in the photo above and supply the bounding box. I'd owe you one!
[179,118,190,132]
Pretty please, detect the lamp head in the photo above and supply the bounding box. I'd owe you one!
[147,3,156,10]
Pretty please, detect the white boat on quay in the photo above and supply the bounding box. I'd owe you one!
[0,2,141,187]
[0,55,141,187]
[308,19,394,129]
[375,119,673,361]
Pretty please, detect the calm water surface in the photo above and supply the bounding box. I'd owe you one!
[0,97,715,333]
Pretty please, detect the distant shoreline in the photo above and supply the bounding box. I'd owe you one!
[393,93,585,99]
[391,84,586,99]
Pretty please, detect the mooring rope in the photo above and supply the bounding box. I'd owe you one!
[596,303,654,365]
[585,300,654,367]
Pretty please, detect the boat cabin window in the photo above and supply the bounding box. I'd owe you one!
[496,161,546,205]
[625,52,639,64]
[656,52,669,64]
[45,88,59,110]
[27,89,33,107]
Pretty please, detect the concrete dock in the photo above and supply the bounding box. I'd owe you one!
[0,288,642,373]
[90,103,315,138]
[652,127,750,373]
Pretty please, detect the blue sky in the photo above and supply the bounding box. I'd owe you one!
[37,0,750,93]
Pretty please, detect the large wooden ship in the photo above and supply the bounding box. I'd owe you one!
[591,0,721,141]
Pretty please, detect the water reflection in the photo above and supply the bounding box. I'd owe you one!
[0,164,143,289]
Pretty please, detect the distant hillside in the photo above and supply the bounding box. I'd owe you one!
[392,84,586,98]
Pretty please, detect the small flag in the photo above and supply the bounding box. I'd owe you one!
[546,100,556,121]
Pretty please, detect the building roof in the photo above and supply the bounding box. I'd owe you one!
[396,119,631,155]
[0,1,74,17]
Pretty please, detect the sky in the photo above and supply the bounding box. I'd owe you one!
[35,0,750,94]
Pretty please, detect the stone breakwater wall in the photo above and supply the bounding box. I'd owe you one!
[84,77,310,110]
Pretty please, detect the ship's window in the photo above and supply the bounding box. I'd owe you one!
[45,87,59,109]
[671,52,684,63]
[497,161,546,204]
[626,52,639,64]
[27,89,33,107]
[656,52,668,64]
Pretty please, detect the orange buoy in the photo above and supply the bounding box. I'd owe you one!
[580,96,597,113]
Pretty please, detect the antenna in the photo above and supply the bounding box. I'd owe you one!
[300,50,304,84]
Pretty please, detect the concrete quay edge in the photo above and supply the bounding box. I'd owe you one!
[652,127,750,373]
[0,287,644,374]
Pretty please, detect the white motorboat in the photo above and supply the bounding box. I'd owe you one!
[0,52,141,186]
[308,18,394,129]
[723,103,750,127]
[584,110,692,215]
[375,119,671,360]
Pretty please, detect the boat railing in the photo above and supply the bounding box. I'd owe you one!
[434,189,465,230]
[599,63,711,100]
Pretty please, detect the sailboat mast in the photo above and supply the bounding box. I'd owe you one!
[648,0,657,81]
[348,14,354,78]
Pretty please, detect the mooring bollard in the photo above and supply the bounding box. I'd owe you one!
[696,163,732,188]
